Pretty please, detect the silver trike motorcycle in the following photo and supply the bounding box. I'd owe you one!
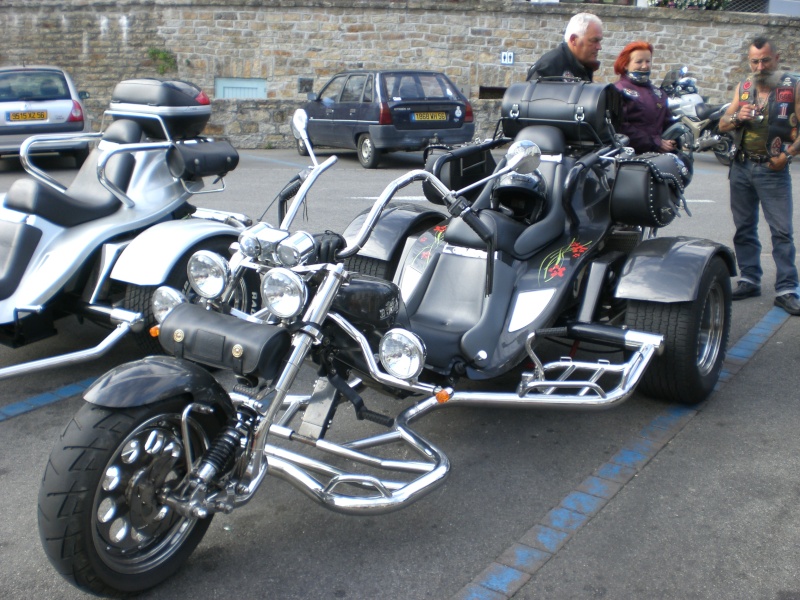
[38,85,735,595]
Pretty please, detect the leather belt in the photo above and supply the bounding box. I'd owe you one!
[739,151,771,164]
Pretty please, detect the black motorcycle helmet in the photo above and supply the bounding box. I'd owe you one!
[491,171,546,224]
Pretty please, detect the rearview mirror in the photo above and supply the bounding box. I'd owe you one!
[504,140,542,174]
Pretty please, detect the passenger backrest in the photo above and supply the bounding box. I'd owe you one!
[65,119,143,207]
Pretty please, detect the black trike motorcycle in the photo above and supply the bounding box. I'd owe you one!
[37,79,734,595]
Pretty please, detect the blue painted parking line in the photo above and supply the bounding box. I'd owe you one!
[452,307,790,600]
[0,377,96,422]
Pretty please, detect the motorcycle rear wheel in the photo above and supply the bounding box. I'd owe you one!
[38,396,220,595]
[625,256,731,405]
[713,132,733,166]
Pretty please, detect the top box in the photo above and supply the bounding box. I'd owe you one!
[109,78,212,140]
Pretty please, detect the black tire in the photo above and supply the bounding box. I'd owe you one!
[38,396,222,595]
[124,238,262,354]
[296,137,309,157]
[625,255,731,405]
[357,134,381,169]
[344,254,393,280]
[713,132,733,166]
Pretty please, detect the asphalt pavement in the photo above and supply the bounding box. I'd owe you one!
[453,304,800,600]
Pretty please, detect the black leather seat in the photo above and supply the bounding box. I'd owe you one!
[4,119,142,227]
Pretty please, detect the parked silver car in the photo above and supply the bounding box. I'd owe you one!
[0,65,92,166]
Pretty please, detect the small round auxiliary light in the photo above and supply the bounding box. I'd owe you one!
[261,267,307,319]
[151,286,187,324]
[378,329,426,381]
[187,250,230,299]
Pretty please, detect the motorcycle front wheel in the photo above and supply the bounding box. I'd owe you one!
[38,396,221,595]
[625,255,731,405]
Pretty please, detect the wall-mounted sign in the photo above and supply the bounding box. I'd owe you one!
[500,51,514,65]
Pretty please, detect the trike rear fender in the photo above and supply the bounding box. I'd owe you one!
[616,236,736,302]
[110,218,240,286]
[342,202,445,262]
[84,354,234,418]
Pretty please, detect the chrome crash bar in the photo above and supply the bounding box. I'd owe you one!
[250,319,663,515]
[0,306,143,381]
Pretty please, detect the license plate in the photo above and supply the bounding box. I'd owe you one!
[9,111,47,122]
[412,112,446,121]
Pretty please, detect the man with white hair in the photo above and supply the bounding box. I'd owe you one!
[526,13,604,82]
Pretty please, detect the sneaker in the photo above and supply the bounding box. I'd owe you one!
[774,292,800,315]
[732,280,761,301]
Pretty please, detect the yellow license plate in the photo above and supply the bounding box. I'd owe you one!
[9,111,47,121]
[413,112,446,121]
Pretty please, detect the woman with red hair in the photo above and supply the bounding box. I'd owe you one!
[613,41,676,154]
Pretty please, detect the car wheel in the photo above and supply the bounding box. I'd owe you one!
[625,256,731,405]
[357,134,381,169]
[296,137,309,157]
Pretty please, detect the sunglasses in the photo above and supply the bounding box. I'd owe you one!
[749,58,774,66]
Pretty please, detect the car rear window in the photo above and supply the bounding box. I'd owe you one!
[381,73,461,102]
[0,71,71,102]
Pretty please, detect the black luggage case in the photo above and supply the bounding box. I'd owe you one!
[501,80,621,145]
[110,78,212,140]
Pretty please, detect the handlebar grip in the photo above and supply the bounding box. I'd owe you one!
[278,177,303,202]
[461,208,493,244]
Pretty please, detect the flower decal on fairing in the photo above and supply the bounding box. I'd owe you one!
[409,224,448,270]
[539,239,592,283]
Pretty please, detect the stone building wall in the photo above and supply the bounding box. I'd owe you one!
[1,0,798,148]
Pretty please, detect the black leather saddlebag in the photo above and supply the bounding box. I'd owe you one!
[501,80,621,144]
[159,303,290,380]
[166,138,239,180]
[610,153,690,228]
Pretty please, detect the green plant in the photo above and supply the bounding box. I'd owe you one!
[147,47,177,75]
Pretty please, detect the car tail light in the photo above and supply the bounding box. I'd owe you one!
[67,100,84,123]
[195,90,211,105]
[379,103,392,125]
[464,101,474,123]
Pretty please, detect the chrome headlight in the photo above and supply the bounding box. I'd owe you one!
[379,329,426,380]
[261,268,307,319]
[277,231,316,267]
[187,250,230,299]
[238,222,289,262]
[152,286,187,324]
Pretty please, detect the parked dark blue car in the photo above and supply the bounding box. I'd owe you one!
[300,70,475,168]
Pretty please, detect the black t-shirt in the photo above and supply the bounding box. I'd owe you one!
[526,42,594,82]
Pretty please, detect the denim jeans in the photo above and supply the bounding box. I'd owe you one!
[729,159,798,295]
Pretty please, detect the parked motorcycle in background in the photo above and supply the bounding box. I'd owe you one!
[0,78,259,380]
[662,66,733,165]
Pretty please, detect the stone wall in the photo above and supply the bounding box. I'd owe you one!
[1,0,798,148]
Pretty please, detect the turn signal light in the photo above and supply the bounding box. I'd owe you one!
[435,389,451,403]
[149,325,160,338]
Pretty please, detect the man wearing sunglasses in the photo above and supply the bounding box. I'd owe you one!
[719,36,800,315]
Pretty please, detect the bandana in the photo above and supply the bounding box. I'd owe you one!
[628,71,651,85]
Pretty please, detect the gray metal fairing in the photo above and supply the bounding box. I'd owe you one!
[84,354,234,416]
[342,202,445,261]
[616,236,736,302]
